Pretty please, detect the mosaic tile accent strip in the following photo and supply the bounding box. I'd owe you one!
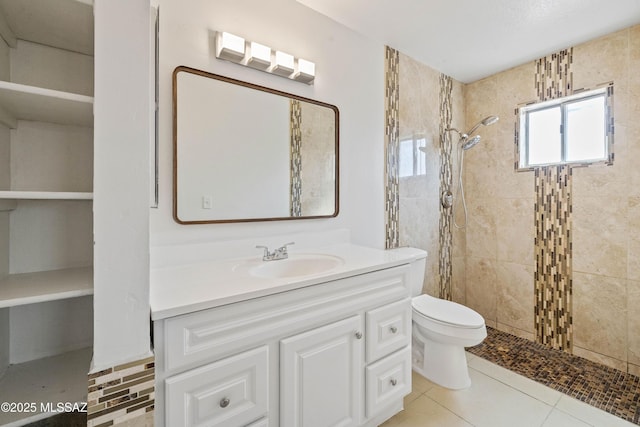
[87,356,155,427]
[290,99,302,217]
[533,49,574,352]
[535,48,573,102]
[438,73,453,301]
[384,46,400,249]
[469,327,640,425]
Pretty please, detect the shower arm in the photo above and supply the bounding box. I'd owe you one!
[445,127,469,141]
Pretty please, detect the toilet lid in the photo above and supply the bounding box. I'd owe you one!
[412,295,485,328]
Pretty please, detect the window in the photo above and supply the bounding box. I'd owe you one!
[399,134,427,177]
[516,84,613,169]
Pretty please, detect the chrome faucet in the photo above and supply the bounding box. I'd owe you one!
[256,242,295,261]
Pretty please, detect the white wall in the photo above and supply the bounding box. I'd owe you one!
[92,0,152,370]
[10,297,93,363]
[152,0,385,250]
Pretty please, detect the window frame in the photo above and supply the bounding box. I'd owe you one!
[515,83,614,171]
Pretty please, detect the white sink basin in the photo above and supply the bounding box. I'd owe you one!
[248,254,344,279]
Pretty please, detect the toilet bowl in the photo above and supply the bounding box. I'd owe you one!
[411,294,486,389]
[389,247,487,390]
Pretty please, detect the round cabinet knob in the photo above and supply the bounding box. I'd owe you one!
[355,331,363,339]
[389,326,398,334]
[390,378,397,386]
[219,397,230,408]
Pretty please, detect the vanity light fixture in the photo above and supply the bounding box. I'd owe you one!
[272,51,295,77]
[215,31,245,61]
[213,31,315,84]
[247,41,271,70]
[294,58,315,84]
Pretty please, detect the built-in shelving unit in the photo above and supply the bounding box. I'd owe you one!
[0,267,93,309]
[0,0,95,424]
[0,191,93,200]
[0,81,94,129]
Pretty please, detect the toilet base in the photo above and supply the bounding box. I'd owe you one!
[412,330,472,390]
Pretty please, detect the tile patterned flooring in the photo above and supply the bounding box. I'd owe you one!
[383,328,639,427]
[468,327,640,424]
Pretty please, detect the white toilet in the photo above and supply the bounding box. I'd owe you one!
[393,247,487,390]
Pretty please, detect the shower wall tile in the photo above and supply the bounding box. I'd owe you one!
[573,272,627,363]
[463,143,499,200]
[465,256,497,325]
[496,198,534,265]
[396,51,466,299]
[495,323,535,342]
[465,197,497,260]
[463,23,640,373]
[451,255,466,305]
[571,28,629,94]
[629,279,640,366]
[572,196,628,278]
[629,197,640,281]
[496,261,535,334]
[573,346,628,372]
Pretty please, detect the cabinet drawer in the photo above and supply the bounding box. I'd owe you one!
[365,347,411,418]
[246,417,268,426]
[165,346,269,427]
[365,298,411,362]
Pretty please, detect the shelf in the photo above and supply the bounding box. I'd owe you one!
[0,0,94,55]
[0,267,93,309]
[0,81,93,129]
[0,191,93,200]
[0,347,91,427]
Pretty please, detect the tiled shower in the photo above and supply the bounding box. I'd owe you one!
[393,24,640,376]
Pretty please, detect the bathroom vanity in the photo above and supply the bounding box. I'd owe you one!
[151,244,419,427]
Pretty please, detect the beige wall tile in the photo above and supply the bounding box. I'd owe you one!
[496,198,534,265]
[572,28,629,91]
[572,196,628,278]
[465,197,497,259]
[451,255,466,304]
[628,279,640,365]
[628,197,640,281]
[573,272,627,361]
[496,322,535,342]
[496,261,535,334]
[573,346,627,372]
[466,257,497,322]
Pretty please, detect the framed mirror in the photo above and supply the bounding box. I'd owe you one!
[173,66,339,224]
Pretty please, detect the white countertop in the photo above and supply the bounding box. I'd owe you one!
[150,243,426,320]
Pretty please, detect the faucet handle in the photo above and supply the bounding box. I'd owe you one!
[279,242,295,250]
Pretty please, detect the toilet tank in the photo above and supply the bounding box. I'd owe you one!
[387,247,427,297]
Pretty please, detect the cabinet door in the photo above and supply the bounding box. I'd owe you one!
[280,315,363,427]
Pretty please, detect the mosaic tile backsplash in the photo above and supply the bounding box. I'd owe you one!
[87,356,155,427]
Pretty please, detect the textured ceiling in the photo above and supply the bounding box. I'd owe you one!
[297,0,640,83]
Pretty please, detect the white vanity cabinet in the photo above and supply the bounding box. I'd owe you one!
[153,264,413,427]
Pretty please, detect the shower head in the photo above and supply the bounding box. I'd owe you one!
[461,135,481,150]
[466,115,499,136]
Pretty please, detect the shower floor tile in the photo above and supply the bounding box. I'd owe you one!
[467,326,640,425]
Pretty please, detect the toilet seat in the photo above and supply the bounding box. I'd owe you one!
[412,295,484,329]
